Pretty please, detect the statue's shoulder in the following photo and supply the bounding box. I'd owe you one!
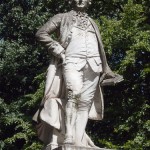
[89,17,99,28]
[51,13,64,20]
[89,17,96,24]
[50,11,71,22]
[61,11,74,18]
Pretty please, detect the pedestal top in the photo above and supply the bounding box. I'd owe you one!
[45,144,112,150]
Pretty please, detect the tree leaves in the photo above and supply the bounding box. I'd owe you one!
[0,0,150,149]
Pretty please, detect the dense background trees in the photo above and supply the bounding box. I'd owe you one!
[0,0,149,149]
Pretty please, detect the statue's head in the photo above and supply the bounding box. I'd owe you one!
[68,0,92,11]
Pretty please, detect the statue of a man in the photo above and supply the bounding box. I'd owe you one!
[33,0,122,149]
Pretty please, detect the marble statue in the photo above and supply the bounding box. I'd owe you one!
[33,0,123,149]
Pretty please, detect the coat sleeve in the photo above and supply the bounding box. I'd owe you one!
[35,14,65,57]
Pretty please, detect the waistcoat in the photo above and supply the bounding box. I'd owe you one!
[65,14,102,72]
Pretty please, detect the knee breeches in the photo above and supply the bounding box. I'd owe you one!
[63,62,100,111]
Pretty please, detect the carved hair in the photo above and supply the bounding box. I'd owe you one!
[67,0,92,5]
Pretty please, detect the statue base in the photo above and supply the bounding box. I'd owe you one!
[44,144,111,150]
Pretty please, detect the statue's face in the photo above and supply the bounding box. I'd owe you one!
[73,0,91,10]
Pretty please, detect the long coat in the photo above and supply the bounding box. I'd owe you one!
[33,10,112,145]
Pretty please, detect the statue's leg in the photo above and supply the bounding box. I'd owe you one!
[75,63,100,146]
[75,108,89,146]
[64,92,78,144]
[63,63,83,144]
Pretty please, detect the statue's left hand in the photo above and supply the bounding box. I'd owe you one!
[100,71,115,83]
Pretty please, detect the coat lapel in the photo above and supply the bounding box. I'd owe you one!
[89,18,107,72]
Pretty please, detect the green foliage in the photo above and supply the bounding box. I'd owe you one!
[0,98,42,150]
[0,0,149,149]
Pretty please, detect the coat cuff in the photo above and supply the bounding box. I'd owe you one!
[50,41,65,57]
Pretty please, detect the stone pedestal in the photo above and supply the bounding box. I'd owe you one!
[44,144,112,150]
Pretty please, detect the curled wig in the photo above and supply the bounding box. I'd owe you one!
[66,0,92,5]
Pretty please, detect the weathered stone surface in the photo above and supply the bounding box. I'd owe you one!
[34,0,123,149]
[44,144,112,150]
